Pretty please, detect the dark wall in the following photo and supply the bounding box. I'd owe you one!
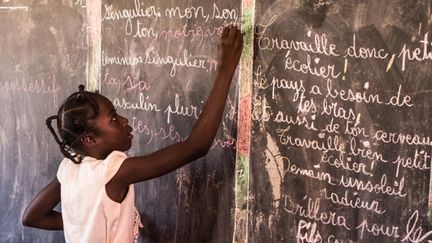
[250,0,432,242]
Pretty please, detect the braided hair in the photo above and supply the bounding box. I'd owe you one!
[46,85,100,164]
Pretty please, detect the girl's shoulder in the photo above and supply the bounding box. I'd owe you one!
[57,151,128,184]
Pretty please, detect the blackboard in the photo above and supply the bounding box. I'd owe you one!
[4,0,432,242]
[0,1,86,242]
[0,0,241,242]
[100,1,240,242]
[249,0,432,242]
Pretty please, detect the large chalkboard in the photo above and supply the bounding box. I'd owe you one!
[1,0,242,242]
[0,1,86,242]
[250,0,432,242]
[100,1,240,242]
[4,0,432,242]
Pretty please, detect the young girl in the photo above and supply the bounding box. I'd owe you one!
[22,25,243,242]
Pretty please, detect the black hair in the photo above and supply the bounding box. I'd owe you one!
[46,85,100,164]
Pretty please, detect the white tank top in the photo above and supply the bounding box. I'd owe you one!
[57,151,143,243]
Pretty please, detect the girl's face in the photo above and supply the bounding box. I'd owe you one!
[90,94,133,158]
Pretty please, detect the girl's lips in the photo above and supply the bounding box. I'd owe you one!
[127,126,133,139]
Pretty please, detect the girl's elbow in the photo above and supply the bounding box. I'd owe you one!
[22,208,38,227]
[195,146,210,158]
[188,141,211,159]
[22,214,34,227]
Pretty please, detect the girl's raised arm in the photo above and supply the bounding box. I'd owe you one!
[108,25,243,190]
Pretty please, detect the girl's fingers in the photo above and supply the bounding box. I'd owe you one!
[233,26,243,46]
[228,24,237,39]
[221,25,230,39]
[221,24,243,51]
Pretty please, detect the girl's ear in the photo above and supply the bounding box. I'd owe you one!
[81,135,97,147]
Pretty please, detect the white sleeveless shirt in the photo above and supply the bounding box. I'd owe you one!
[57,151,142,243]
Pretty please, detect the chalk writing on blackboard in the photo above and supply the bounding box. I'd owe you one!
[100,4,240,241]
[101,2,238,153]
[0,6,28,11]
[0,73,60,106]
[252,12,432,242]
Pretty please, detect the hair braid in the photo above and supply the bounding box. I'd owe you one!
[46,85,100,164]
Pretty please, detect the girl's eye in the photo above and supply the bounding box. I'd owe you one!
[111,109,119,122]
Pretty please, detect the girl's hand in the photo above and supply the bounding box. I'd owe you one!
[217,24,244,75]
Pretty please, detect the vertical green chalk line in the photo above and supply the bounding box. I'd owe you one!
[233,1,255,242]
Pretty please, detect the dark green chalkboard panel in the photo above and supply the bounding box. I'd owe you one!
[0,1,86,242]
[100,0,240,242]
[5,1,432,242]
[250,0,432,242]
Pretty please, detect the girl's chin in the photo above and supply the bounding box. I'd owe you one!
[126,141,133,150]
